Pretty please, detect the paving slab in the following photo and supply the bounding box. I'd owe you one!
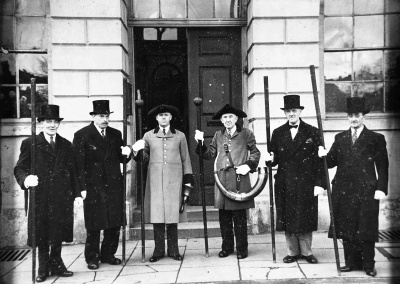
[181,248,237,267]
[178,265,240,283]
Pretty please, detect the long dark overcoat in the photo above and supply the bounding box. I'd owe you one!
[199,126,261,210]
[14,132,80,246]
[73,122,125,231]
[326,126,389,242]
[270,119,325,233]
[140,127,193,224]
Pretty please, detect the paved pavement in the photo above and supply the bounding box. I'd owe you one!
[1,232,400,284]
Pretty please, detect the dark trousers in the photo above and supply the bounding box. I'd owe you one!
[84,227,120,263]
[38,242,62,274]
[343,237,375,270]
[219,209,248,254]
[153,223,179,257]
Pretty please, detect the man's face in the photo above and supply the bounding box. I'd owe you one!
[92,114,110,129]
[284,108,302,125]
[347,112,365,129]
[156,112,172,127]
[220,113,238,130]
[42,119,60,136]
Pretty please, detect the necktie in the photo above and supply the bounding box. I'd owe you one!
[227,129,231,137]
[289,125,298,129]
[101,129,105,139]
[162,128,166,135]
[50,135,55,150]
[352,128,357,145]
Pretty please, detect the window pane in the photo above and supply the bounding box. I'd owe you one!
[354,0,383,14]
[18,54,48,84]
[216,0,238,18]
[134,0,159,18]
[1,16,14,48]
[324,17,353,48]
[325,82,351,112]
[161,0,186,18]
[325,52,352,81]
[354,50,383,80]
[189,0,213,18]
[385,14,400,47]
[386,80,400,111]
[384,50,400,80]
[353,82,383,112]
[143,28,157,40]
[0,54,16,84]
[15,0,46,16]
[386,0,400,13]
[325,0,353,15]
[19,85,48,118]
[354,16,383,47]
[16,17,47,50]
[0,86,17,118]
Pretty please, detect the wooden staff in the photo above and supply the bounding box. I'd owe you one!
[30,78,37,284]
[122,77,128,264]
[263,76,276,263]
[309,65,341,276]
[194,97,209,257]
[135,90,146,262]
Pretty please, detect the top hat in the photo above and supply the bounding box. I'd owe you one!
[89,100,114,115]
[148,104,180,117]
[37,104,64,122]
[212,104,247,120]
[280,95,304,110]
[346,97,370,114]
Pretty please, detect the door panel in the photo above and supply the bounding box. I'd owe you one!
[187,27,242,206]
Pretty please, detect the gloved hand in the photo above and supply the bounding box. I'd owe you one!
[81,190,87,200]
[374,190,386,200]
[236,164,251,175]
[24,175,38,188]
[318,146,328,157]
[121,146,131,156]
[74,197,83,206]
[314,186,325,196]
[265,152,274,163]
[132,140,145,152]
[195,130,204,142]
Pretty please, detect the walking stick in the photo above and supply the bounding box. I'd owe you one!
[263,76,276,263]
[122,77,128,264]
[309,65,341,276]
[193,97,209,257]
[135,90,146,262]
[30,78,37,284]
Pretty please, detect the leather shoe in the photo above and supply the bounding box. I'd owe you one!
[283,255,300,263]
[303,255,318,264]
[101,257,122,265]
[218,250,233,258]
[365,268,377,277]
[340,266,352,272]
[149,255,164,263]
[35,273,48,283]
[52,269,73,277]
[237,251,248,259]
[87,262,99,270]
[168,253,183,261]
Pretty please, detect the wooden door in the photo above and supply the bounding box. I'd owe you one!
[187,27,242,206]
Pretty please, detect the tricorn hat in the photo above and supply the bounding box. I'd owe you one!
[37,104,64,122]
[212,104,247,120]
[280,95,304,110]
[346,97,370,114]
[148,104,180,117]
[89,100,114,115]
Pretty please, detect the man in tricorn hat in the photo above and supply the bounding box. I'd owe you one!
[132,104,193,262]
[73,100,132,270]
[14,105,81,282]
[319,97,389,277]
[195,104,260,259]
[265,95,325,264]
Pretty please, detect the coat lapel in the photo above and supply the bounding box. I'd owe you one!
[53,135,69,174]
[89,123,107,151]
[281,120,308,162]
[37,132,56,158]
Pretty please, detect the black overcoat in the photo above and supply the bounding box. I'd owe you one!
[326,126,389,242]
[14,132,80,246]
[270,119,325,233]
[73,122,125,231]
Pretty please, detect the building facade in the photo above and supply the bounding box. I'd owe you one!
[1,0,399,247]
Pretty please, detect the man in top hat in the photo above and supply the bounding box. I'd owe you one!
[318,97,389,277]
[265,95,325,264]
[195,104,260,259]
[73,100,132,270]
[14,105,81,282]
[132,104,193,262]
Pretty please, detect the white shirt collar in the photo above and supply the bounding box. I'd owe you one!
[227,125,237,135]
[352,125,364,137]
[43,132,56,144]
[94,124,106,135]
[160,125,170,134]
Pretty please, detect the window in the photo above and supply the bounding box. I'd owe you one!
[324,0,400,114]
[0,0,49,119]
